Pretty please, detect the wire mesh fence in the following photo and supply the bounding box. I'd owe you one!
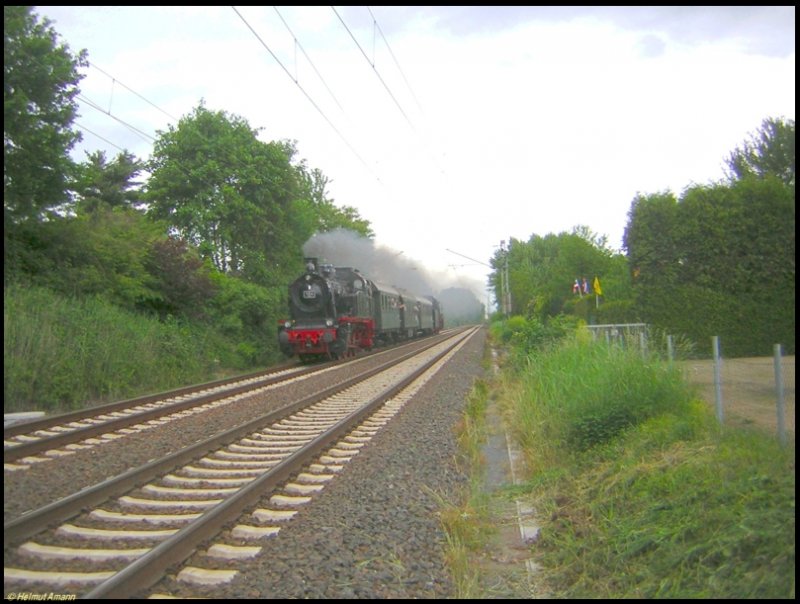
[587,324,795,444]
[679,352,795,443]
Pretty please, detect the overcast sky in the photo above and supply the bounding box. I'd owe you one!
[37,6,795,302]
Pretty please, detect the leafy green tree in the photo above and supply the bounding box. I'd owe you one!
[4,6,87,223]
[495,228,626,323]
[73,150,145,213]
[12,205,164,308]
[624,179,794,355]
[147,103,313,286]
[624,191,681,286]
[725,117,795,190]
[206,273,285,366]
[142,237,217,320]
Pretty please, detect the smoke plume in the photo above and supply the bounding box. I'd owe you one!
[302,229,485,317]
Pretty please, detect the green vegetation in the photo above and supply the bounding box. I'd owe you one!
[434,378,491,598]
[3,6,794,420]
[512,338,696,454]
[625,176,795,356]
[4,284,248,413]
[444,323,794,598]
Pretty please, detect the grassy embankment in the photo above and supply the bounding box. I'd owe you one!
[443,331,795,598]
[4,285,253,413]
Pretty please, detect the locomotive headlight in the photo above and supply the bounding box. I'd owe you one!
[284,321,292,329]
[325,319,334,327]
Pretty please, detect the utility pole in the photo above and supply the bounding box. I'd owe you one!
[505,240,511,316]
[499,240,511,317]
[498,241,506,316]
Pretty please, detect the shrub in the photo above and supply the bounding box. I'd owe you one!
[516,338,693,453]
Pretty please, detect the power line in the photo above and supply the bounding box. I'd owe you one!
[341,7,449,184]
[331,6,416,133]
[366,6,426,117]
[88,61,179,123]
[232,6,381,184]
[272,7,347,115]
[74,121,128,153]
[77,94,155,144]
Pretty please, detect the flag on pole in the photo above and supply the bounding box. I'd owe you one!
[593,276,603,296]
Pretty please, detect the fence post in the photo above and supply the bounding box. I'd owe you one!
[774,344,787,446]
[712,336,723,424]
[667,335,674,363]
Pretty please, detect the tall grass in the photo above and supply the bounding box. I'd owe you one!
[4,285,238,412]
[505,336,795,598]
[513,339,695,457]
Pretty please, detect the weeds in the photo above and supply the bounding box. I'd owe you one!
[445,327,795,599]
[514,336,795,599]
[4,284,239,412]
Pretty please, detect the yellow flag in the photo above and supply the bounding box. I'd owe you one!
[593,276,602,296]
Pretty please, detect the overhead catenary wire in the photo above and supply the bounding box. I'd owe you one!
[77,94,156,145]
[88,61,179,123]
[231,5,382,184]
[331,6,416,134]
[74,121,128,153]
[272,7,347,115]
[366,6,426,117]
[336,7,450,184]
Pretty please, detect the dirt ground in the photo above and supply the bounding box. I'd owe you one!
[679,355,795,439]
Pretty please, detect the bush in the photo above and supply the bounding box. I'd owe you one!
[515,338,693,453]
[4,284,242,412]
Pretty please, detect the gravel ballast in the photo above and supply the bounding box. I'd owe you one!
[150,327,487,599]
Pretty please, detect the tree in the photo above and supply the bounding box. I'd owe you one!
[146,102,310,284]
[4,6,87,223]
[73,150,145,213]
[623,191,682,287]
[494,229,624,322]
[142,237,217,320]
[725,117,795,190]
[623,181,794,355]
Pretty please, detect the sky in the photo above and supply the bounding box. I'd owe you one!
[36,6,795,306]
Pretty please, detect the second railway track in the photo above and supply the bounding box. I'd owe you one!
[4,327,481,599]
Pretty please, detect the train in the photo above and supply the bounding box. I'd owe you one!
[278,258,444,362]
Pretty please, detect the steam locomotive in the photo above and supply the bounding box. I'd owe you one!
[278,258,444,362]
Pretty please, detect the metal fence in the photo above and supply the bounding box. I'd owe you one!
[587,324,795,445]
[586,323,649,351]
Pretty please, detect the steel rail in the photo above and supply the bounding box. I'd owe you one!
[3,331,462,547]
[84,330,471,599]
[4,365,324,463]
[3,367,295,439]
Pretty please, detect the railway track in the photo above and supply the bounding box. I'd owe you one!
[4,333,454,470]
[3,364,320,468]
[4,327,479,599]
